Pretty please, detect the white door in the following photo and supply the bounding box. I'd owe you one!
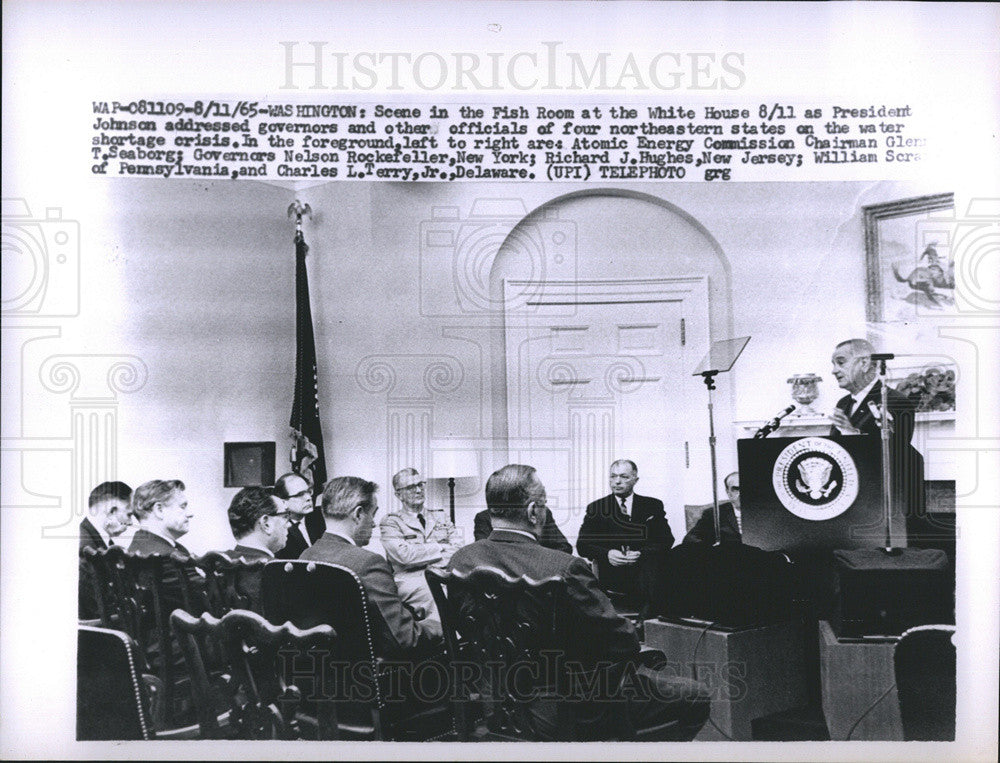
[503,277,709,547]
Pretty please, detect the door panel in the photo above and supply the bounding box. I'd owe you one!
[504,278,709,547]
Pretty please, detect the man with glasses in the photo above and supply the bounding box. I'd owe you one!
[682,471,742,545]
[226,486,292,561]
[380,468,462,620]
[274,471,325,559]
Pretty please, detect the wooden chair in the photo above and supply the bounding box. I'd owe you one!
[261,559,454,741]
[77,625,153,740]
[426,565,589,741]
[193,551,267,616]
[80,545,205,733]
[894,624,956,741]
[171,609,340,739]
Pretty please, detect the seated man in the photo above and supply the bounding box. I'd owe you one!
[224,486,289,611]
[79,481,133,619]
[473,505,571,553]
[683,471,742,545]
[273,471,325,559]
[301,476,443,658]
[226,486,291,561]
[576,460,673,614]
[448,464,709,741]
[379,468,462,620]
[129,479,195,557]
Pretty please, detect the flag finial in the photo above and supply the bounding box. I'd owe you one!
[287,200,312,231]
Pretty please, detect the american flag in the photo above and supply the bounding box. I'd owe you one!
[289,216,328,492]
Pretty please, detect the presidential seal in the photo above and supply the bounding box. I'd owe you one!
[772,437,859,520]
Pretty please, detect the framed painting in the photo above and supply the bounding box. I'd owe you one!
[863,192,956,323]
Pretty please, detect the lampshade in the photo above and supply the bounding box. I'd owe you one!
[432,449,479,478]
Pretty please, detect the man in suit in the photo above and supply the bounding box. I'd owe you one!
[379,468,463,621]
[829,338,925,542]
[79,481,133,619]
[129,479,195,556]
[224,486,289,612]
[473,506,572,553]
[448,464,709,741]
[226,486,291,561]
[683,471,742,545]
[274,471,325,559]
[300,475,443,659]
[577,460,673,613]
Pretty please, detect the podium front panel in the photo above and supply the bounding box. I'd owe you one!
[738,436,888,553]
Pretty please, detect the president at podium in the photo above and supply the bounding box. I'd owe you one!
[828,338,925,533]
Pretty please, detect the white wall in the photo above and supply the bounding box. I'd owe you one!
[62,177,946,552]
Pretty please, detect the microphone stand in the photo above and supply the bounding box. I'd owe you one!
[872,354,898,554]
[699,371,723,546]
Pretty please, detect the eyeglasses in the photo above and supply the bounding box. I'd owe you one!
[397,481,426,492]
[267,510,293,521]
[287,489,311,499]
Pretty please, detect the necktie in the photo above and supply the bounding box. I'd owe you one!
[417,513,426,529]
[620,497,629,520]
[107,537,116,547]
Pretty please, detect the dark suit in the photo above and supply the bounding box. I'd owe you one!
[448,530,709,740]
[577,493,673,610]
[299,533,442,658]
[276,508,326,560]
[128,527,191,557]
[79,518,107,619]
[683,501,741,545]
[474,508,572,553]
[832,380,926,541]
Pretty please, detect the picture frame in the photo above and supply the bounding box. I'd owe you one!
[863,192,955,323]
[223,441,276,487]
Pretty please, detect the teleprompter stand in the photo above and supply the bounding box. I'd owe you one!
[692,337,751,546]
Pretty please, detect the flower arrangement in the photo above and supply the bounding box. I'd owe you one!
[894,366,956,412]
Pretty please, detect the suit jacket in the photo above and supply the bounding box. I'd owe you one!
[831,380,925,516]
[474,509,572,554]
[128,527,191,557]
[682,501,741,545]
[576,493,674,564]
[79,518,107,619]
[299,533,442,658]
[276,507,326,560]
[448,530,639,669]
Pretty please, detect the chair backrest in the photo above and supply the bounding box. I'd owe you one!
[171,609,340,740]
[80,546,147,648]
[261,560,384,736]
[426,565,576,741]
[894,624,956,741]
[84,546,210,730]
[193,551,267,616]
[77,625,153,740]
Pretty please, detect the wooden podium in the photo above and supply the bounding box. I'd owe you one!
[644,618,809,741]
[738,435,907,552]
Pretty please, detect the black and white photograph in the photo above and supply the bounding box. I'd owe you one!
[2,2,998,760]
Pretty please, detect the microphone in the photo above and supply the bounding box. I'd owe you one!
[869,353,895,362]
[753,404,796,438]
